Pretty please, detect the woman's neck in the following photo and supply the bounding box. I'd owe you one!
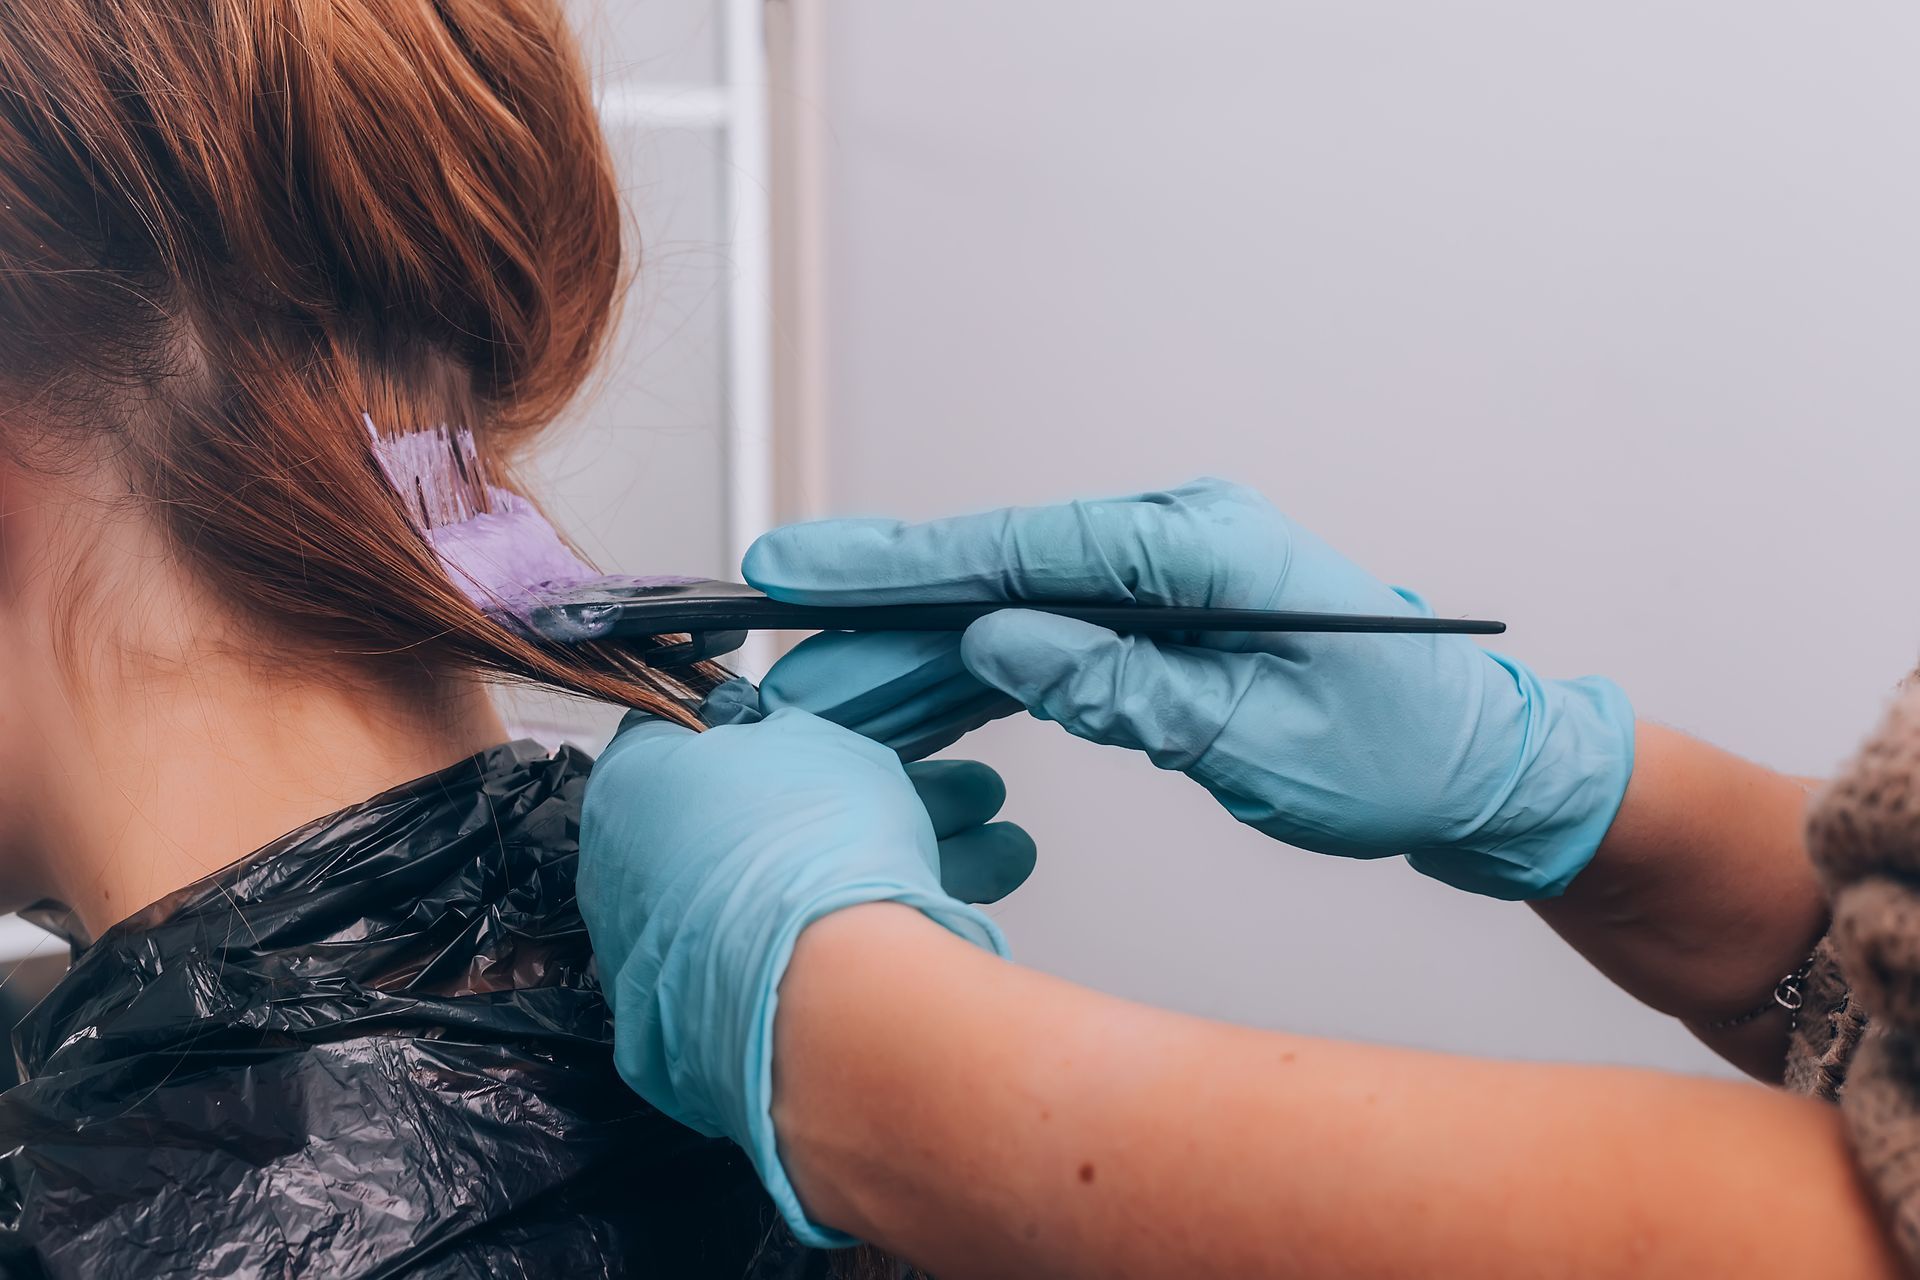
[29,654,509,939]
[0,466,513,938]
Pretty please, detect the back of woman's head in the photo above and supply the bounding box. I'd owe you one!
[0,0,715,717]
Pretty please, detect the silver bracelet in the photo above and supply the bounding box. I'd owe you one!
[1698,948,1820,1032]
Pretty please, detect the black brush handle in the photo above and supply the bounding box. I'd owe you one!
[571,599,1506,638]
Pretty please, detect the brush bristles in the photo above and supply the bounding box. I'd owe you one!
[362,413,601,621]
[363,415,500,531]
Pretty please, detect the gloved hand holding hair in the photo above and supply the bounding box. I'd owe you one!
[578,697,1034,1246]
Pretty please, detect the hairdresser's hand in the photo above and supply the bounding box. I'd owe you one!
[578,707,1032,1246]
[745,478,1634,900]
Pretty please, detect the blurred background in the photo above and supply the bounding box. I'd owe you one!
[11,1,1920,1082]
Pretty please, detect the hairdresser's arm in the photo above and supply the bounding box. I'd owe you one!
[746,482,1828,1076]
[1533,722,1827,1078]
[776,902,1895,1280]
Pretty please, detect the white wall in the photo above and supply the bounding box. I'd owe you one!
[802,2,1920,1073]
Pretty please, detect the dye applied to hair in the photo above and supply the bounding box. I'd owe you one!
[363,417,703,636]
[425,490,597,614]
[364,417,598,615]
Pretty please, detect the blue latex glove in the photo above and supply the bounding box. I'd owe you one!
[579,705,1034,1246]
[745,478,1634,900]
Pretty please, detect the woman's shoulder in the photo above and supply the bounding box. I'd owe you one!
[0,741,823,1279]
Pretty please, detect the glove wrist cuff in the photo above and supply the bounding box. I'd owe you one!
[738,890,1009,1248]
[1408,669,1636,900]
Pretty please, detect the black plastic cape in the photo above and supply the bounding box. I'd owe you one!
[0,741,829,1279]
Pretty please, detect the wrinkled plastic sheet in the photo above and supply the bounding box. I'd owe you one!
[0,741,827,1279]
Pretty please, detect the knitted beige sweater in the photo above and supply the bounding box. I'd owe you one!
[1796,680,1920,1270]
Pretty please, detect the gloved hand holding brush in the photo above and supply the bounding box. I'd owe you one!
[745,478,1635,900]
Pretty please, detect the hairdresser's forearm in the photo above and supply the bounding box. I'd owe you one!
[1532,721,1827,1077]
[773,903,1896,1279]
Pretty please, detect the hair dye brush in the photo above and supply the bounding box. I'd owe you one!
[366,421,1505,669]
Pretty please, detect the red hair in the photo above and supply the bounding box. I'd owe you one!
[0,0,720,721]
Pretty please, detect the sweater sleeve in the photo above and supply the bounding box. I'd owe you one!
[1802,680,1920,1270]
[1784,935,1871,1103]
